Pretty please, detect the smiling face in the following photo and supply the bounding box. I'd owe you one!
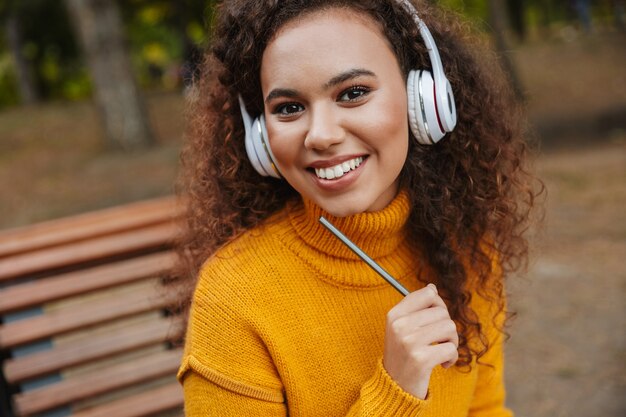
[260,8,409,217]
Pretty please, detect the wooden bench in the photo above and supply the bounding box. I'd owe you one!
[0,197,185,417]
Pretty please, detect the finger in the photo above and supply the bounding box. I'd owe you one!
[439,342,459,368]
[390,305,450,335]
[388,284,446,321]
[403,319,459,349]
[442,358,456,369]
[413,342,459,371]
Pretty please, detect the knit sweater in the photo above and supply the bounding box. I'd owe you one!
[177,192,513,416]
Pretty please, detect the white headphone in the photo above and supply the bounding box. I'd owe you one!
[239,0,457,178]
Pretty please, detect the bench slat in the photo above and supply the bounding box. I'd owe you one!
[13,348,182,417]
[0,283,176,348]
[0,222,178,281]
[71,382,183,417]
[0,196,179,258]
[0,197,185,417]
[4,315,183,383]
[0,251,177,314]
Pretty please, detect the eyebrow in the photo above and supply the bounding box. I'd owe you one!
[265,88,299,104]
[324,68,376,89]
[264,68,376,104]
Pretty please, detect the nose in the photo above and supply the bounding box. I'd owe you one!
[304,105,345,151]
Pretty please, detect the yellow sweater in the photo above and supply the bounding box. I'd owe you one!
[178,192,513,416]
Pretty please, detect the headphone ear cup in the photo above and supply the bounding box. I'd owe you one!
[437,78,457,132]
[239,95,280,178]
[256,115,281,178]
[407,69,446,145]
[240,97,270,176]
[407,70,429,145]
[249,117,272,177]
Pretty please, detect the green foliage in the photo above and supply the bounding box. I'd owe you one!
[121,1,214,88]
[0,52,20,106]
[0,0,83,107]
[0,0,218,108]
[127,11,183,87]
[436,0,489,23]
[0,0,620,109]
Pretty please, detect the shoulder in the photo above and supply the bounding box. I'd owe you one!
[192,207,295,311]
[180,213,290,394]
[183,207,295,353]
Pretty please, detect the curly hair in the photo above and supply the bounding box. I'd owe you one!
[173,0,543,369]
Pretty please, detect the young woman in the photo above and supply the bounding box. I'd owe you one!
[175,0,540,415]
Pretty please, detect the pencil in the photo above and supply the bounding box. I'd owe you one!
[319,216,410,297]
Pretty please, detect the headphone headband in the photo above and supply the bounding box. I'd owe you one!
[398,0,457,132]
[240,0,458,177]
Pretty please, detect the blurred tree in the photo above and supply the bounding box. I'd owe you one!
[488,0,525,101]
[173,0,206,86]
[2,1,39,104]
[0,0,87,107]
[437,0,525,100]
[3,0,616,110]
[508,0,527,40]
[64,0,154,150]
[121,0,214,87]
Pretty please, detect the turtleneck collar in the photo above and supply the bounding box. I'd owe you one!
[274,190,421,291]
[286,190,411,261]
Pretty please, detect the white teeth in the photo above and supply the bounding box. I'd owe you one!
[314,156,364,180]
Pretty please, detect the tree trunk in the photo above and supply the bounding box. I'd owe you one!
[64,0,153,150]
[5,13,39,105]
[507,0,526,41]
[488,0,525,102]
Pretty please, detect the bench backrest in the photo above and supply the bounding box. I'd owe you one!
[0,197,185,417]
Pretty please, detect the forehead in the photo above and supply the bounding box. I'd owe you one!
[261,8,400,86]
[269,7,387,45]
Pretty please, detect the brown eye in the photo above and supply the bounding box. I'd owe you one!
[338,86,370,102]
[274,102,304,116]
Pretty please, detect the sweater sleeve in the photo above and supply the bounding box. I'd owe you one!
[344,358,432,417]
[181,372,287,416]
[177,266,286,416]
[181,356,431,417]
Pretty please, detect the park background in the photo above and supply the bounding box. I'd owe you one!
[0,0,624,416]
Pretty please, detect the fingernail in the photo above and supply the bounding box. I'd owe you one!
[427,283,437,294]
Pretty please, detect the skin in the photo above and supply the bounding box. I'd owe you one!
[261,9,408,217]
[384,284,459,399]
[260,8,459,400]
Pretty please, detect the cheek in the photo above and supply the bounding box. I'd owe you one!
[362,93,409,150]
[363,77,407,125]
[266,123,302,167]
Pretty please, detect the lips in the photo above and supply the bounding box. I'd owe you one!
[313,156,364,180]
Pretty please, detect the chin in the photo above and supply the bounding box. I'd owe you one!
[323,206,362,218]
[315,196,379,218]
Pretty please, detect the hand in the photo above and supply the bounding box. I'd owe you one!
[383,284,459,400]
